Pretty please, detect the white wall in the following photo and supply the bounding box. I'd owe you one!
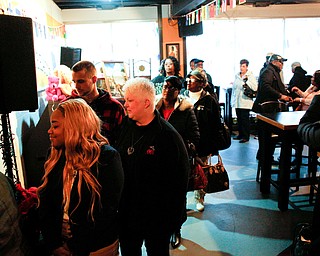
[186,17,320,92]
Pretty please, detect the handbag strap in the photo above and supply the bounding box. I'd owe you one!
[208,154,223,165]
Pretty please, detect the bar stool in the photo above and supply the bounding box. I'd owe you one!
[256,101,301,184]
[308,150,320,204]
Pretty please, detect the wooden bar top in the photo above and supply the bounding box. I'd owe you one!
[257,111,306,131]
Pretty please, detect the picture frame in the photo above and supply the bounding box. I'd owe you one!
[166,43,180,61]
[133,58,151,79]
[95,61,128,97]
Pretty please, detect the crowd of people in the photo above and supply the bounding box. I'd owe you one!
[2,53,319,255]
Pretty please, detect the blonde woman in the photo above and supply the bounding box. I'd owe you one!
[37,99,124,256]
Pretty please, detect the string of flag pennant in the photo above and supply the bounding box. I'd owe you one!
[47,24,66,39]
[184,0,245,26]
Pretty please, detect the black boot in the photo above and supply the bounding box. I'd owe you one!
[170,230,181,249]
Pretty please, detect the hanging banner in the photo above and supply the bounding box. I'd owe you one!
[222,0,227,12]
[216,0,221,16]
[209,3,215,18]
[184,0,238,25]
[230,0,237,8]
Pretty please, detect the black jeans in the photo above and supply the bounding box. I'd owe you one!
[235,108,250,140]
[120,231,171,256]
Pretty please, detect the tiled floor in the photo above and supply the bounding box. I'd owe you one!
[144,134,315,256]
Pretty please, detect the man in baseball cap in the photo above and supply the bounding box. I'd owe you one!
[189,59,214,94]
[268,54,288,63]
[253,53,291,114]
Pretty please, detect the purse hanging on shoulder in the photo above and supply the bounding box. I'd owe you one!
[203,154,229,193]
[216,119,231,151]
[243,83,257,99]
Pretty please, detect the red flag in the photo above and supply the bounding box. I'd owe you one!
[209,3,215,18]
[230,0,236,8]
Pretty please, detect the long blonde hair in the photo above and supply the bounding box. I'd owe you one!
[38,98,109,221]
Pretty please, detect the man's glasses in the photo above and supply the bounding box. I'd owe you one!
[163,85,178,91]
[186,78,198,83]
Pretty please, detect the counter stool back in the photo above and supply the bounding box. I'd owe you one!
[256,101,300,184]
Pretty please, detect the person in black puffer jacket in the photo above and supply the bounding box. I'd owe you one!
[156,75,200,249]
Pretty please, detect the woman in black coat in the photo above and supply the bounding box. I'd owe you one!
[156,75,200,249]
[184,68,222,212]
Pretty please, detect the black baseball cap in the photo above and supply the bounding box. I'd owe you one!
[164,76,182,90]
[269,54,287,62]
[194,59,204,64]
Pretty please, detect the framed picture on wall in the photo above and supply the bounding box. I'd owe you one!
[166,43,180,61]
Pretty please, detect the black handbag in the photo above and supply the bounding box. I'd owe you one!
[203,154,229,193]
[243,83,257,98]
[216,118,231,151]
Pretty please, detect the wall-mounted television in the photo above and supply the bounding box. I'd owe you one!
[172,0,206,16]
[178,17,203,38]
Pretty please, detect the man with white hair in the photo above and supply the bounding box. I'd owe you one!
[287,61,312,104]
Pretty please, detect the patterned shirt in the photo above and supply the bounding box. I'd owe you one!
[89,89,126,145]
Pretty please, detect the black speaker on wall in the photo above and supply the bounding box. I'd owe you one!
[0,15,38,113]
[60,47,82,68]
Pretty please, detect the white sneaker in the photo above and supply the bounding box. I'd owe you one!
[194,189,205,212]
[196,201,205,212]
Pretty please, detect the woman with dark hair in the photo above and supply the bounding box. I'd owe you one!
[231,59,258,143]
[38,98,124,256]
[155,76,200,249]
[151,56,184,95]
[292,70,320,110]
